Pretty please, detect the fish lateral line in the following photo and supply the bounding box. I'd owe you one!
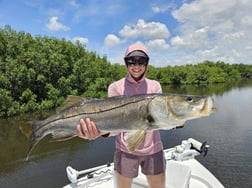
[29,98,152,134]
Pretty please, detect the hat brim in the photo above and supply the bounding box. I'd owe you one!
[126,50,148,58]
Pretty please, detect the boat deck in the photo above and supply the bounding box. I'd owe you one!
[63,139,225,188]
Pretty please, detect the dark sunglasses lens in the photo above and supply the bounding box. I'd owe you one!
[125,59,135,66]
[138,58,147,66]
[126,58,148,66]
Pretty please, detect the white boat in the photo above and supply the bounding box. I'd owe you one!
[63,138,225,188]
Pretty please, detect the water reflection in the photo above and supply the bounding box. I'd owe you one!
[0,116,89,175]
[163,79,252,96]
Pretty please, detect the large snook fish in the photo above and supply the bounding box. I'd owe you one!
[26,93,216,160]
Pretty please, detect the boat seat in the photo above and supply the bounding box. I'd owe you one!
[166,160,191,188]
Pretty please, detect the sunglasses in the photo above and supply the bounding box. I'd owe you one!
[125,57,148,67]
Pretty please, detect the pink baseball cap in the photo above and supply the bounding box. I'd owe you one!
[124,43,149,59]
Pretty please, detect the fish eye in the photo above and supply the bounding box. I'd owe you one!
[185,96,193,102]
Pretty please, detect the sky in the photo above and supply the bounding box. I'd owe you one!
[0,0,252,67]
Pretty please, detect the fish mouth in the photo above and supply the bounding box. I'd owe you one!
[199,97,216,115]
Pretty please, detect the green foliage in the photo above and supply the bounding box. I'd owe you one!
[0,25,127,117]
[157,61,251,85]
[0,25,252,117]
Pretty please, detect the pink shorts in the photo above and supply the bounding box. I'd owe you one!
[113,150,166,178]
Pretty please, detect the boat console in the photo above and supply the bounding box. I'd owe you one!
[165,138,209,161]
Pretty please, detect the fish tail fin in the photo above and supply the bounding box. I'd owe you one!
[25,120,44,161]
[125,130,146,152]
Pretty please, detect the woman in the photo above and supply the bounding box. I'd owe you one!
[77,43,166,188]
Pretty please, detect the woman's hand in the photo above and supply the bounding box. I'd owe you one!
[76,118,101,140]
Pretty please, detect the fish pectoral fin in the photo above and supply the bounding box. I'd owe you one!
[50,131,76,142]
[125,130,146,152]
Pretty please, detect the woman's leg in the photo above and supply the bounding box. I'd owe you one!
[114,171,133,188]
[146,172,165,188]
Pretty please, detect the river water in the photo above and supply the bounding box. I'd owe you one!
[0,80,252,188]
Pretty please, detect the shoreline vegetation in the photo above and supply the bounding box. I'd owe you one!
[1,25,252,118]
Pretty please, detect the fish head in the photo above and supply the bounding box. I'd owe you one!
[166,95,216,119]
[147,94,216,129]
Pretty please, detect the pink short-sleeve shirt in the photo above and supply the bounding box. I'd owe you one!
[108,74,163,156]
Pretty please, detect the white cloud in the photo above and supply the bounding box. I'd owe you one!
[46,16,70,31]
[73,37,88,44]
[147,39,169,50]
[170,27,210,50]
[152,6,162,13]
[104,34,122,47]
[168,0,252,65]
[241,15,252,26]
[152,6,170,13]
[69,0,80,8]
[119,19,170,40]
[222,32,245,42]
[172,0,237,25]
[170,36,186,48]
[151,1,177,13]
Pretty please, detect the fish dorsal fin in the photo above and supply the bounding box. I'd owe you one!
[56,95,89,112]
[125,130,146,152]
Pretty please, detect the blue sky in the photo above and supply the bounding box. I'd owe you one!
[1,0,252,67]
